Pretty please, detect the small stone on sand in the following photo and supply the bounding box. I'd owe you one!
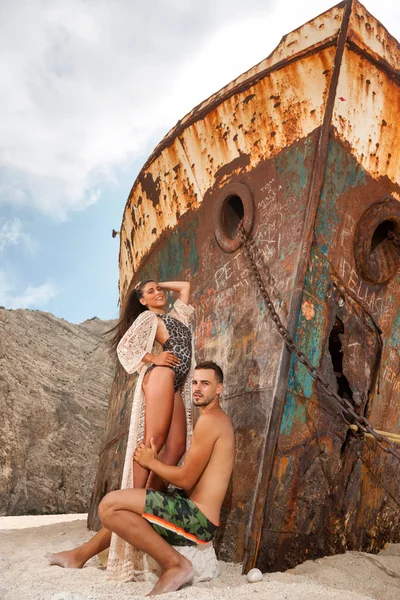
[246,568,263,583]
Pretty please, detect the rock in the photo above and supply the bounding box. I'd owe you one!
[144,543,220,582]
[0,308,116,516]
[101,543,220,582]
[176,543,220,582]
[246,567,263,583]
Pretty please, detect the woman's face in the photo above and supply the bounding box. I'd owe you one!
[140,281,167,310]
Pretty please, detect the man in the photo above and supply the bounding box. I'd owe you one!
[98,361,235,596]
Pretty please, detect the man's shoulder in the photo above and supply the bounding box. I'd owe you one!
[195,412,218,427]
[195,409,233,436]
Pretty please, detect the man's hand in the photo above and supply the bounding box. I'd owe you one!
[152,351,180,367]
[134,437,158,469]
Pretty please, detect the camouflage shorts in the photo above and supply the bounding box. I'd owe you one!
[142,489,218,546]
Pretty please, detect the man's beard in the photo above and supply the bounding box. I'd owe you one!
[193,395,211,406]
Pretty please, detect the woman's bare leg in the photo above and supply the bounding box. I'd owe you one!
[147,390,187,491]
[133,367,175,489]
[47,369,177,567]
[46,527,111,568]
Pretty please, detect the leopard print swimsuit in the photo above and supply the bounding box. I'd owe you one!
[146,313,192,392]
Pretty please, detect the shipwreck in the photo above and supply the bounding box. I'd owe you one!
[89,0,400,572]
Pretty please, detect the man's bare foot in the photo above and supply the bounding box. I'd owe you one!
[147,558,193,596]
[45,549,85,569]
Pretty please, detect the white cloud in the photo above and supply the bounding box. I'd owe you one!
[0,0,399,220]
[0,218,37,253]
[0,219,22,251]
[0,270,57,309]
[0,0,272,219]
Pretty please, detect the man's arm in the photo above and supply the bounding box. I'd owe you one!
[134,415,218,489]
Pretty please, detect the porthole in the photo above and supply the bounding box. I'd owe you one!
[354,198,400,284]
[214,182,254,252]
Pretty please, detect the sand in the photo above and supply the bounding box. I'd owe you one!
[0,514,399,600]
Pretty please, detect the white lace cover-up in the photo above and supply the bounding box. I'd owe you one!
[106,298,195,582]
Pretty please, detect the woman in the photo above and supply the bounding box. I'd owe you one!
[47,279,195,580]
[113,279,194,492]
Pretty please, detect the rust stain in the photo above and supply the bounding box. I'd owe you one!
[347,2,400,74]
[139,172,161,208]
[243,94,256,105]
[333,51,400,183]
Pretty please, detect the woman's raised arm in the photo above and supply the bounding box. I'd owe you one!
[158,281,190,305]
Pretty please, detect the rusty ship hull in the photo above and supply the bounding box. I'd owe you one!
[89,0,400,572]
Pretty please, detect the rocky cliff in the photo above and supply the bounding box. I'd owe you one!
[0,308,116,515]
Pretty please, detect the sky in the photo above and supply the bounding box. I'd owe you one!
[1,0,399,324]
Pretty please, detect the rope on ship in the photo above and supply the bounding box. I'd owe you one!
[348,425,400,443]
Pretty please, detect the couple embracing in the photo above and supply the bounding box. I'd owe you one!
[47,279,235,596]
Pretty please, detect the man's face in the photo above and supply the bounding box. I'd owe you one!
[192,369,223,407]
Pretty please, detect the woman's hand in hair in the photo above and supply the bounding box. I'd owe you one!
[158,281,190,305]
[151,351,180,367]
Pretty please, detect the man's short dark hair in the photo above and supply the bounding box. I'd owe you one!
[194,361,224,383]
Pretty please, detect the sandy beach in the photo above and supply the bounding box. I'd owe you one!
[0,514,399,600]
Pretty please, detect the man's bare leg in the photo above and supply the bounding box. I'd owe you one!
[46,526,111,568]
[99,489,193,596]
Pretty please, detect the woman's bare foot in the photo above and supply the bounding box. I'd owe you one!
[45,549,85,569]
[147,558,193,596]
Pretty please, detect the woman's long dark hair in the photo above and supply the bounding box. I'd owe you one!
[108,279,154,352]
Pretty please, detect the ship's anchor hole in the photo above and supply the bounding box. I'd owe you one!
[214,182,254,253]
[354,199,400,284]
[370,220,395,252]
[223,195,244,239]
[328,317,354,404]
